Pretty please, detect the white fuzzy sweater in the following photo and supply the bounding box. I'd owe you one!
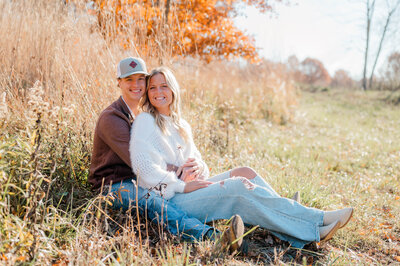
[129,112,209,199]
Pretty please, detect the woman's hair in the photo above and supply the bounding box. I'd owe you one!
[141,67,189,142]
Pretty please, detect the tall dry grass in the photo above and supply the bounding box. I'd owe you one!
[0,0,297,126]
[0,0,298,264]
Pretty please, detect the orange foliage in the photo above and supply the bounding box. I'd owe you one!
[299,57,331,86]
[331,69,355,89]
[286,55,331,86]
[88,0,283,61]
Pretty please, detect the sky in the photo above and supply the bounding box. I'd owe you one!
[235,0,400,79]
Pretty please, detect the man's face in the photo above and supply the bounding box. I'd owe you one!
[118,74,146,103]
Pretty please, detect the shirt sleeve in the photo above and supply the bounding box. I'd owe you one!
[130,113,186,199]
[97,110,131,167]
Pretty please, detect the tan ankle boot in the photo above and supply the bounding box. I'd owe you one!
[323,207,353,228]
[320,220,341,242]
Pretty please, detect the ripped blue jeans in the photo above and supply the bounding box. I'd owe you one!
[169,172,324,248]
[107,179,215,241]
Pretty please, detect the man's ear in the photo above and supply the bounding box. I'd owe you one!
[117,78,120,88]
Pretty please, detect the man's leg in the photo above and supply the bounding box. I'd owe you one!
[106,179,215,241]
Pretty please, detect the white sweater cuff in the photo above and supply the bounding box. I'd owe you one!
[162,179,186,199]
[169,179,186,193]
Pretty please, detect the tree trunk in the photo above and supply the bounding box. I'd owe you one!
[362,0,375,91]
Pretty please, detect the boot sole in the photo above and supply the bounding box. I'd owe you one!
[320,220,341,242]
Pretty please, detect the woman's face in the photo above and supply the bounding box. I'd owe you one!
[148,73,173,116]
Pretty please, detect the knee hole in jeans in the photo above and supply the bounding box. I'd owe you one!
[230,167,257,179]
[222,176,256,191]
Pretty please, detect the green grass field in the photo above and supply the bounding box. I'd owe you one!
[199,89,400,264]
[242,90,400,264]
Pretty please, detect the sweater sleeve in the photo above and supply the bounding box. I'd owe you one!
[182,120,210,179]
[97,110,131,167]
[130,113,186,199]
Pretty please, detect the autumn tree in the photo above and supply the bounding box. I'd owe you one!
[90,0,285,62]
[382,52,400,90]
[331,69,355,89]
[299,57,331,86]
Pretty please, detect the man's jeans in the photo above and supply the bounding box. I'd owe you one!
[107,179,214,241]
[170,173,324,248]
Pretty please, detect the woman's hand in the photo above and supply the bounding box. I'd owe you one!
[184,180,213,193]
[177,158,204,182]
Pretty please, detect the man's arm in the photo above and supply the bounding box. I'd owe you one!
[97,111,132,167]
[97,111,179,173]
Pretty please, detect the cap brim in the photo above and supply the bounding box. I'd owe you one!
[119,71,149,78]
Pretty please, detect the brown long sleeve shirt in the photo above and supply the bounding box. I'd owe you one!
[88,97,136,190]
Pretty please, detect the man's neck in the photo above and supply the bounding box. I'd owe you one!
[121,96,140,116]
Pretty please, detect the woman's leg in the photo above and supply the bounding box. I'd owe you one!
[224,167,281,197]
[230,167,299,200]
[170,176,324,245]
[210,167,258,181]
[207,171,231,182]
[106,179,215,241]
[230,167,257,179]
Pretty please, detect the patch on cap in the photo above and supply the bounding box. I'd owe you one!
[129,61,137,69]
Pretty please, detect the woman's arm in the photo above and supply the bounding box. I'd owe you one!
[130,113,186,199]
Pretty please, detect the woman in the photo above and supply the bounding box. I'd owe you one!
[129,67,353,248]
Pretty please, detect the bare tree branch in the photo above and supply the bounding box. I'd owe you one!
[368,0,400,89]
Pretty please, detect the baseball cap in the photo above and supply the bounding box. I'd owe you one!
[117,57,148,78]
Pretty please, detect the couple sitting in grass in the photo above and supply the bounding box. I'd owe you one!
[89,57,353,253]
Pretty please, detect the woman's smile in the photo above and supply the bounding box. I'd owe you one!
[154,96,166,100]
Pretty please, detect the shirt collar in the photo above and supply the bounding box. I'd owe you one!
[121,95,135,119]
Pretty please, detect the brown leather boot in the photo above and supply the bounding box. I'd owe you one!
[214,214,245,254]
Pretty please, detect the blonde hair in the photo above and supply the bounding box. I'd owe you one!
[141,67,189,142]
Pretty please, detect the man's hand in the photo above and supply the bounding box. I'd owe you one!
[177,158,204,182]
[184,180,213,193]
[167,163,179,173]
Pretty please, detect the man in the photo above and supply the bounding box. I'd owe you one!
[88,57,244,251]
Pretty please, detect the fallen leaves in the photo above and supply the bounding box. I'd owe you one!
[0,253,7,261]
